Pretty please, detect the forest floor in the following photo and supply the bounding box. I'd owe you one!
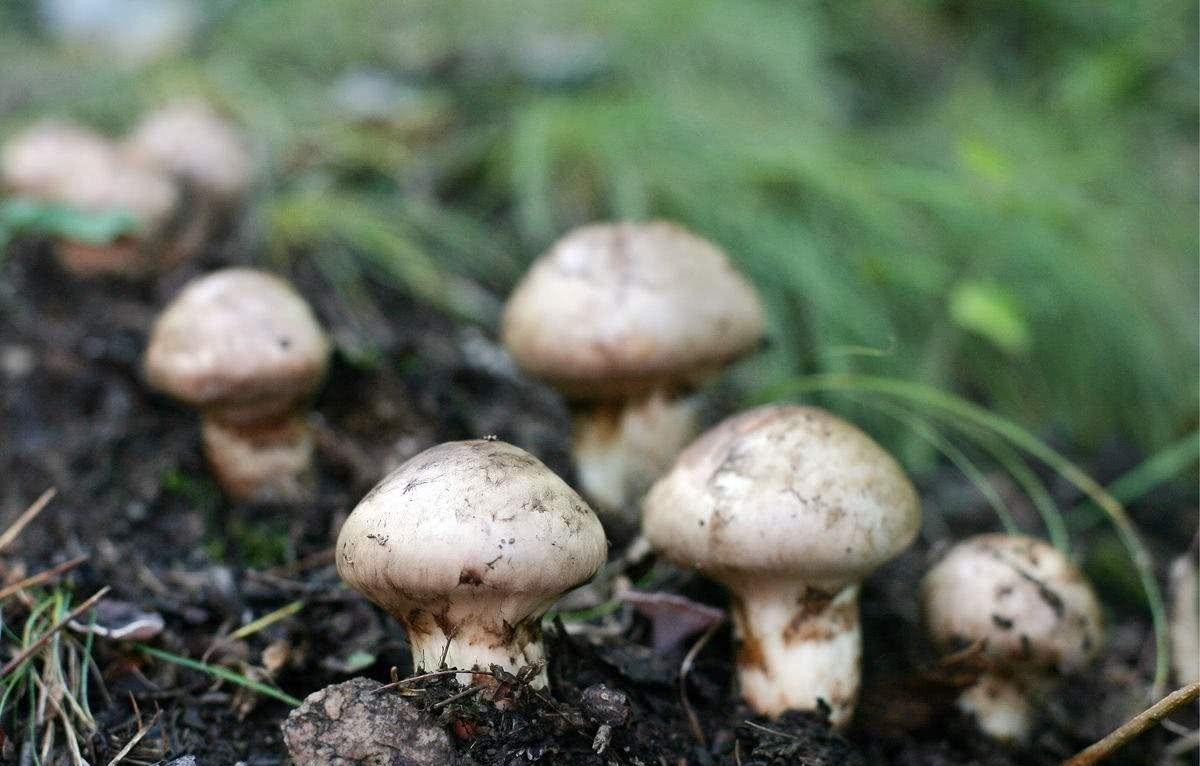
[0,239,1196,765]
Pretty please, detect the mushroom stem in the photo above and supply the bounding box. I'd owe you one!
[956,672,1037,743]
[401,610,548,688]
[729,580,862,727]
[201,413,315,502]
[56,240,150,277]
[573,390,699,522]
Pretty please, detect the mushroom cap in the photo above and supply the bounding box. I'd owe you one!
[123,100,252,201]
[2,121,178,235]
[501,221,765,399]
[642,404,920,588]
[336,439,608,618]
[144,268,330,420]
[921,534,1102,674]
[2,122,115,196]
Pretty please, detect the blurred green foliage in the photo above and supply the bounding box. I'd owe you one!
[1,0,1195,451]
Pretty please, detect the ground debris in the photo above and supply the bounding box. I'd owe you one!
[282,677,452,766]
[735,712,866,766]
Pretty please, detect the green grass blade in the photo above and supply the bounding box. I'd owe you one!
[846,395,1021,535]
[135,644,302,707]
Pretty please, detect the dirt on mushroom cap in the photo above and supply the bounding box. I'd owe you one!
[643,404,921,587]
[336,439,608,619]
[921,533,1103,673]
[501,221,765,399]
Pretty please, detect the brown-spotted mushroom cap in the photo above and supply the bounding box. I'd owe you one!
[642,404,920,724]
[336,441,604,686]
[921,534,1102,674]
[644,404,921,589]
[920,533,1102,742]
[144,268,330,423]
[124,100,252,203]
[501,221,765,400]
[336,439,608,686]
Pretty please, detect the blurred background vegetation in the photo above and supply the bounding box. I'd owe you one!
[1,0,1196,456]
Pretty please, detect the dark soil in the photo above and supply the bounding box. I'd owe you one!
[0,238,1195,765]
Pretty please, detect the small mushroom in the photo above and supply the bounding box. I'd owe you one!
[336,439,607,688]
[123,100,253,262]
[642,404,921,726]
[144,268,331,501]
[502,221,764,527]
[1169,541,1199,685]
[124,100,252,206]
[920,533,1103,743]
[2,120,181,276]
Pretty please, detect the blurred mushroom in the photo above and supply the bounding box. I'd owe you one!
[2,120,181,276]
[336,439,607,687]
[144,268,331,502]
[502,221,764,529]
[920,533,1103,743]
[124,99,253,259]
[1169,541,1198,685]
[124,99,252,207]
[642,405,921,726]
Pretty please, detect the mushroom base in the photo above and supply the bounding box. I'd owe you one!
[957,672,1041,744]
[201,413,315,503]
[573,391,699,528]
[729,581,862,727]
[57,238,152,278]
[402,619,548,689]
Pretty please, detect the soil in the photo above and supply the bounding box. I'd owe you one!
[0,237,1196,765]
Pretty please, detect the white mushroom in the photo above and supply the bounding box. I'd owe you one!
[124,99,252,206]
[502,221,764,527]
[144,268,331,501]
[920,533,1103,743]
[336,439,608,688]
[1169,543,1199,686]
[2,120,181,276]
[642,404,921,726]
[123,100,253,263]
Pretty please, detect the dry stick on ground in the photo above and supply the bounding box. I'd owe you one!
[0,556,88,601]
[0,488,56,551]
[104,711,161,766]
[679,617,725,749]
[1060,681,1200,766]
[1,587,111,676]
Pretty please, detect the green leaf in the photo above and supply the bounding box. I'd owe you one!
[948,281,1031,354]
[1,198,137,244]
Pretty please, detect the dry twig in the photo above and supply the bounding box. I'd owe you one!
[1,587,110,676]
[1060,681,1200,766]
[679,617,724,748]
[0,556,88,601]
[0,488,56,552]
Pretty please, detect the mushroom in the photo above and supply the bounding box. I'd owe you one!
[642,404,921,725]
[2,120,181,276]
[1169,542,1199,685]
[124,100,252,206]
[123,100,253,262]
[144,268,331,501]
[501,221,765,528]
[336,439,607,687]
[920,533,1103,743]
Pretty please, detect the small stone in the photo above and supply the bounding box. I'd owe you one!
[579,684,631,727]
[282,678,453,766]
